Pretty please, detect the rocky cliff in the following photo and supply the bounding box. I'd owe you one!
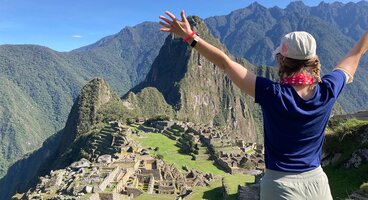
[0,78,115,200]
[131,16,258,141]
[0,21,166,178]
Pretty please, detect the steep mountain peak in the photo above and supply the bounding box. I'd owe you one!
[73,21,162,52]
[132,15,228,109]
[71,21,166,88]
[315,1,343,11]
[357,0,368,6]
[58,77,113,152]
[286,1,309,14]
[74,77,112,134]
[129,15,257,141]
[287,1,307,8]
[247,1,266,10]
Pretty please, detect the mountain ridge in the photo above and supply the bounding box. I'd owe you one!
[0,16,267,199]
[130,16,259,140]
[204,1,368,112]
[0,21,166,178]
[0,77,117,199]
[1,1,368,197]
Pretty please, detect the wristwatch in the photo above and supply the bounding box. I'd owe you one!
[191,35,200,47]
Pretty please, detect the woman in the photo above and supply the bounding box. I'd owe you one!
[159,10,368,199]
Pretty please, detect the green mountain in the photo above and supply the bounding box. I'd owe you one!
[205,1,368,112]
[0,78,116,199]
[122,87,176,119]
[0,16,266,199]
[0,22,166,178]
[132,16,259,141]
[2,1,368,199]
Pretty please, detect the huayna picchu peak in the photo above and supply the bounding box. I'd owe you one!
[2,1,368,200]
[5,74,264,199]
[130,16,259,142]
[1,15,266,199]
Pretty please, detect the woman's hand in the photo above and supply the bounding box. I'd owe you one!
[159,10,193,39]
[158,10,256,97]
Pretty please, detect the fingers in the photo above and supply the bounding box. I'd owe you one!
[165,11,177,21]
[180,10,188,23]
[159,15,172,24]
[160,28,171,32]
[159,11,188,34]
[159,21,170,28]
[159,20,171,32]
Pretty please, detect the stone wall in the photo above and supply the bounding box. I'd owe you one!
[86,193,100,200]
[114,168,135,193]
[126,187,143,198]
[99,193,131,200]
[140,169,160,180]
[98,167,120,191]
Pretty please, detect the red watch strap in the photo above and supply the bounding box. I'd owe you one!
[183,31,196,42]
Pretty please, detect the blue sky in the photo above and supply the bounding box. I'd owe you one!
[0,0,362,52]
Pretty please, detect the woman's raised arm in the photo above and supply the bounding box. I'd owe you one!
[159,10,257,97]
[335,32,368,81]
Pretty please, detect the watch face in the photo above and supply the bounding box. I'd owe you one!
[191,37,199,47]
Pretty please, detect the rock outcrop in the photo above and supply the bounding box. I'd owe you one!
[130,16,259,142]
[59,77,113,152]
[0,78,115,200]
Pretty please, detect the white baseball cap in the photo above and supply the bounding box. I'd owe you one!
[274,31,317,60]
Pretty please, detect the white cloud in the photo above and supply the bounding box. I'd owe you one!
[72,35,83,38]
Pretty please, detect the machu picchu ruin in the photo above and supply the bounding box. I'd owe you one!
[13,118,263,200]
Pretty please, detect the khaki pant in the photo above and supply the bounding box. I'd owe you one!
[260,166,333,200]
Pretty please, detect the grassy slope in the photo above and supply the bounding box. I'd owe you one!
[0,77,55,176]
[325,164,368,199]
[132,132,225,175]
[135,194,176,200]
[187,174,254,200]
[324,118,368,199]
[131,128,255,200]
[0,22,166,178]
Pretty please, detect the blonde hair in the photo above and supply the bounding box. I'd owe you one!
[276,53,321,83]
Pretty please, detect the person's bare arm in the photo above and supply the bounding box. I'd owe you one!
[335,32,368,80]
[159,10,256,97]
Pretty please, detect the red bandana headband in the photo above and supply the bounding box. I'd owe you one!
[280,73,315,85]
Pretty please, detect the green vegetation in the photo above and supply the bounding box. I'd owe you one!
[323,118,368,199]
[122,88,175,120]
[132,133,225,175]
[76,78,113,135]
[360,182,368,193]
[328,118,368,135]
[0,77,56,177]
[325,118,368,164]
[97,96,126,123]
[205,1,368,113]
[4,2,368,199]
[135,194,176,200]
[324,164,368,199]
[188,174,254,200]
[104,182,117,192]
[223,174,255,199]
[0,22,166,179]
[187,178,223,200]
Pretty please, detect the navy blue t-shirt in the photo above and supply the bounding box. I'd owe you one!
[255,70,346,172]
